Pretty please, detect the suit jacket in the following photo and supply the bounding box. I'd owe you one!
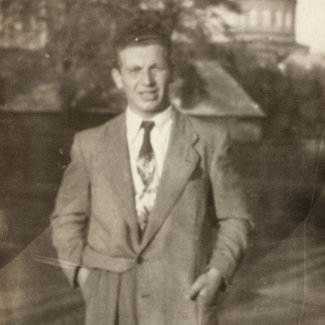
[51,109,253,325]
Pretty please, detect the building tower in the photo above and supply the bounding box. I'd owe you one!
[234,0,306,60]
[236,0,296,42]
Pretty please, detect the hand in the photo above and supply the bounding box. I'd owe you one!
[186,268,223,306]
[77,267,91,289]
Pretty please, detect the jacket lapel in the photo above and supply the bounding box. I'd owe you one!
[140,110,199,251]
[97,113,140,247]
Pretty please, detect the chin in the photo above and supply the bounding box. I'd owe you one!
[132,100,168,116]
[142,102,163,113]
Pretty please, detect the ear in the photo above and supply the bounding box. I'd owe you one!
[111,68,124,89]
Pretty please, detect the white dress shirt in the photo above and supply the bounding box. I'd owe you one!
[126,106,174,199]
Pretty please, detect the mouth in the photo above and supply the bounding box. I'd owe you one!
[139,90,158,101]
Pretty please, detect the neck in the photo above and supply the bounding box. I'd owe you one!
[129,104,171,120]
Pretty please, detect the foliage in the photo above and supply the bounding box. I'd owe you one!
[45,0,126,111]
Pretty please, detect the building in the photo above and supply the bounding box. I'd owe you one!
[235,0,296,43]
[176,60,264,141]
[232,0,307,60]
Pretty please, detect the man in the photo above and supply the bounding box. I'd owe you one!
[51,17,253,325]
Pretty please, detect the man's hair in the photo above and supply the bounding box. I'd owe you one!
[113,15,172,69]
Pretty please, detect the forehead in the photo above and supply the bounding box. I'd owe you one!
[117,43,169,68]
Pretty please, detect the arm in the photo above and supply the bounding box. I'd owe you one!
[51,133,91,285]
[188,128,253,304]
[208,129,253,283]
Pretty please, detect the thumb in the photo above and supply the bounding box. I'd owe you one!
[186,274,207,301]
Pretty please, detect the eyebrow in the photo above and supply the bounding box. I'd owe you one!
[124,62,167,71]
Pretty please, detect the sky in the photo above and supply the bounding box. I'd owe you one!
[296,0,325,53]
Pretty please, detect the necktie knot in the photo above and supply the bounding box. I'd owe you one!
[141,121,155,133]
[139,121,155,158]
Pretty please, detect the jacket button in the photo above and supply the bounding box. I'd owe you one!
[136,256,143,264]
[140,293,150,298]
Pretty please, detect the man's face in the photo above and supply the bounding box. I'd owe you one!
[112,43,171,118]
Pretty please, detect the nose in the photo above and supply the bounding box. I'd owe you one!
[141,69,155,86]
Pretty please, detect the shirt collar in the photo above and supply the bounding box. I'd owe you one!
[126,106,174,143]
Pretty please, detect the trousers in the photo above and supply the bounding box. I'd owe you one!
[82,267,138,325]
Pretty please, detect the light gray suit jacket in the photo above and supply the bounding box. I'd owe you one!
[51,109,253,325]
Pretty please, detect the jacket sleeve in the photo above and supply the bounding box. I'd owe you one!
[51,133,91,285]
[208,129,254,286]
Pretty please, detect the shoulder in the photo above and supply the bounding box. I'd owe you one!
[183,113,230,145]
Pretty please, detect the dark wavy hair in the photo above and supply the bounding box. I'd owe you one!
[113,15,172,69]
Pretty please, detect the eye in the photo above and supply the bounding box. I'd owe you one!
[126,67,141,75]
[151,65,166,72]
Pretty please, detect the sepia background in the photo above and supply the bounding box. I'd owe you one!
[1,0,325,324]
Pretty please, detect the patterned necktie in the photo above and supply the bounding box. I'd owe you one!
[136,121,158,234]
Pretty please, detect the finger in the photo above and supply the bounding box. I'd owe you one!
[199,287,218,307]
[199,285,221,307]
[186,275,206,301]
[198,287,208,299]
